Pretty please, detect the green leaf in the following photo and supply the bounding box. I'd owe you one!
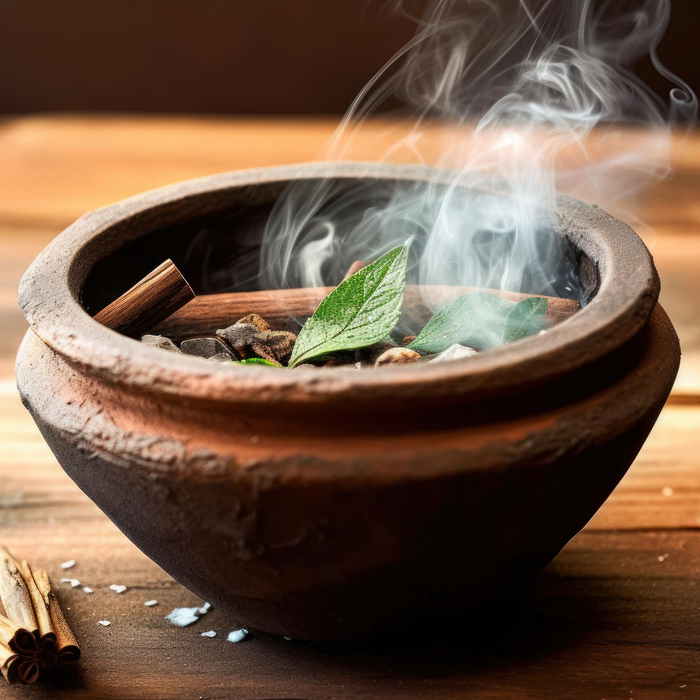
[287,246,408,368]
[408,292,515,353]
[501,297,548,344]
[229,358,282,367]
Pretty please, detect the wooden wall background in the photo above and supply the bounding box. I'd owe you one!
[0,0,697,116]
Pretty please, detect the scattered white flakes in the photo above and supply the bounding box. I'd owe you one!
[61,578,80,588]
[144,600,158,607]
[662,487,674,497]
[60,559,76,570]
[109,584,127,594]
[201,630,217,638]
[165,604,209,627]
[97,620,111,627]
[430,344,478,364]
[83,587,94,594]
[250,436,259,444]
[226,629,248,643]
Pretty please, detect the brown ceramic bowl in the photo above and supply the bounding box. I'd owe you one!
[16,163,679,641]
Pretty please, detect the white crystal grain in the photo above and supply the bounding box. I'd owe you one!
[98,621,111,627]
[144,600,158,607]
[60,560,76,570]
[201,630,217,638]
[109,584,127,594]
[226,629,248,643]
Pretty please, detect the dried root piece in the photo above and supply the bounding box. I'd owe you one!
[217,315,296,365]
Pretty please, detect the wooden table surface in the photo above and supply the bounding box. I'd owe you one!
[0,116,699,699]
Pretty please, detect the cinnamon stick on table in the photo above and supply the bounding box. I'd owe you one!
[93,259,195,338]
[0,546,80,685]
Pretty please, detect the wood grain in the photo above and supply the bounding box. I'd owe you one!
[0,116,699,698]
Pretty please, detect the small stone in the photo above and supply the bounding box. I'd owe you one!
[180,337,233,360]
[402,335,417,346]
[209,353,234,363]
[83,587,94,594]
[374,347,421,367]
[430,344,478,364]
[362,340,398,364]
[201,630,217,638]
[140,335,181,353]
[144,600,158,607]
[217,322,296,364]
[98,620,111,627]
[109,584,127,594]
[60,559,76,570]
[227,629,249,643]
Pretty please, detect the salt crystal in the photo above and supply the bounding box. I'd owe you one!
[144,600,158,607]
[201,630,217,638]
[165,604,209,627]
[109,584,127,594]
[83,587,93,594]
[662,487,674,497]
[430,344,478,364]
[98,621,111,627]
[61,578,80,588]
[283,636,293,641]
[60,559,76,570]
[226,629,248,643]
[657,555,665,562]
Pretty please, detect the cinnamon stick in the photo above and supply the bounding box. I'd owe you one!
[93,259,195,338]
[0,547,37,634]
[32,569,80,664]
[19,562,56,651]
[0,614,36,656]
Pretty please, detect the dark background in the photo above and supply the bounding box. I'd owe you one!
[0,0,697,115]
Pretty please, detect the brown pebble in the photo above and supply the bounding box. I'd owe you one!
[401,335,417,347]
[235,314,271,332]
[362,340,398,363]
[140,335,181,353]
[374,347,421,367]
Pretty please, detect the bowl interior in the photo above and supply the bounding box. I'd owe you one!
[80,176,599,325]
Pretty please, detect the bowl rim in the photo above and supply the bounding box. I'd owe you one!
[18,161,660,405]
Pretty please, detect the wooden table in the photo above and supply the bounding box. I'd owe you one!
[0,116,699,699]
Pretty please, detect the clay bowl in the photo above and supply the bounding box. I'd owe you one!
[16,163,679,641]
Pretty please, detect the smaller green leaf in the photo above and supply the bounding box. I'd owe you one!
[501,297,548,344]
[229,358,282,367]
[408,292,515,353]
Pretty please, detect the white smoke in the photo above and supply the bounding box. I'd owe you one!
[260,0,697,309]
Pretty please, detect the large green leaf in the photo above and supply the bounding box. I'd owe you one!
[287,246,408,368]
[408,292,515,353]
[501,297,548,344]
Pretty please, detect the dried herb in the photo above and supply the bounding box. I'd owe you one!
[229,358,282,368]
[502,297,548,343]
[408,292,547,354]
[288,246,408,368]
